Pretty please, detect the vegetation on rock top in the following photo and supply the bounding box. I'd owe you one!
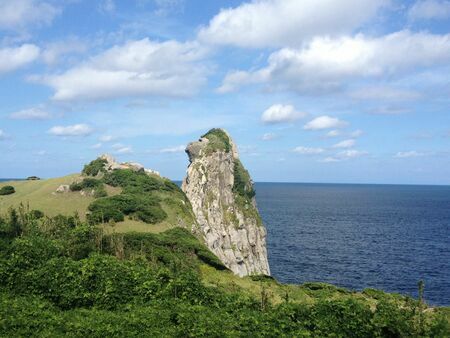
[201,128,232,154]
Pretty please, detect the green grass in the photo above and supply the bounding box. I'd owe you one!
[201,128,231,154]
[0,174,189,234]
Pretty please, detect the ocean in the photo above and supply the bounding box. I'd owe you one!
[2,178,449,305]
[255,183,450,306]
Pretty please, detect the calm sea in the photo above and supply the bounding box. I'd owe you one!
[255,183,450,306]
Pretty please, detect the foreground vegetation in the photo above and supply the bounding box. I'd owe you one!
[0,207,448,337]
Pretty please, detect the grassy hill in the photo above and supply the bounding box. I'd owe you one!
[0,171,195,235]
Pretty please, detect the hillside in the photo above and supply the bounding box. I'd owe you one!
[0,169,195,235]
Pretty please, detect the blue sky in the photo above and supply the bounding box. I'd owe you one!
[0,0,449,184]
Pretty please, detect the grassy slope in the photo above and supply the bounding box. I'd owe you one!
[0,176,184,234]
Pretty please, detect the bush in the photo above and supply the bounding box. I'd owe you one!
[0,186,15,195]
[82,158,107,176]
[30,210,44,219]
[233,159,255,200]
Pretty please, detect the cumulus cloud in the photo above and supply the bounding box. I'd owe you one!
[0,44,40,74]
[36,38,208,101]
[408,0,450,20]
[293,146,324,155]
[332,139,356,148]
[0,0,60,30]
[48,124,93,137]
[304,116,348,130]
[218,31,450,94]
[349,86,422,101]
[199,0,387,48]
[261,104,307,124]
[394,151,425,158]
[262,132,276,141]
[160,145,186,153]
[9,107,51,120]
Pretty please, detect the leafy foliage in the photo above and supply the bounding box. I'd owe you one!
[233,159,255,200]
[0,185,15,195]
[82,158,108,176]
[0,209,448,337]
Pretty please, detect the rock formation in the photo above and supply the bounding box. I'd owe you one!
[182,129,270,277]
[99,154,160,176]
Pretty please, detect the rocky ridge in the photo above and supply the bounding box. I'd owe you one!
[182,129,270,277]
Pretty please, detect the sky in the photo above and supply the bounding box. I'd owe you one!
[0,0,449,185]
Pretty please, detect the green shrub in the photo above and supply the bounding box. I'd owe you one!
[29,210,44,219]
[233,159,255,200]
[82,158,107,176]
[87,194,166,225]
[0,185,15,195]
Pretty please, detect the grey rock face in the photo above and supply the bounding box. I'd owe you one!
[99,154,160,176]
[182,129,270,277]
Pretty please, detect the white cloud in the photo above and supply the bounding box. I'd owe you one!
[325,130,341,138]
[304,116,348,130]
[160,145,186,153]
[219,31,450,94]
[41,38,87,65]
[115,146,133,154]
[261,104,307,124]
[37,38,208,101]
[408,0,450,20]
[9,107,51,120]
[262,132,276,141]
[321,149,368,162]
[0,44,40,74]
[199,0,387,48]
[332,139,356,148]
[0,129,6,140]
[48,124,93,137]
[0,0,60,30]
[394,151,425,158]
[293,146,325,155]
[369,106,410,115]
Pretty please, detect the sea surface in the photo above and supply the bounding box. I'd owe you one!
[255,183,450,306]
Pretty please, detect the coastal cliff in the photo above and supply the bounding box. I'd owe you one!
[182,128,270,276]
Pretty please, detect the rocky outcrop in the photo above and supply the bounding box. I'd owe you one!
[182,129,270,277]
[99,154,160,176]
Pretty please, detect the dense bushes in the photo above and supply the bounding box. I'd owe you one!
[82,158,107,176]
[0,185,15,195]
[70,178,107,198]
[87,194,167,224]
[1,209,448,337]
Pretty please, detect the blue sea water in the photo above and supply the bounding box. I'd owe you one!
[255,183,450,306]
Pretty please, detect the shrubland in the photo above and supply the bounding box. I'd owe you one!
[0,206,448,337]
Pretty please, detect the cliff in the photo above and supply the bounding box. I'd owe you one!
[182,128,270,276]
